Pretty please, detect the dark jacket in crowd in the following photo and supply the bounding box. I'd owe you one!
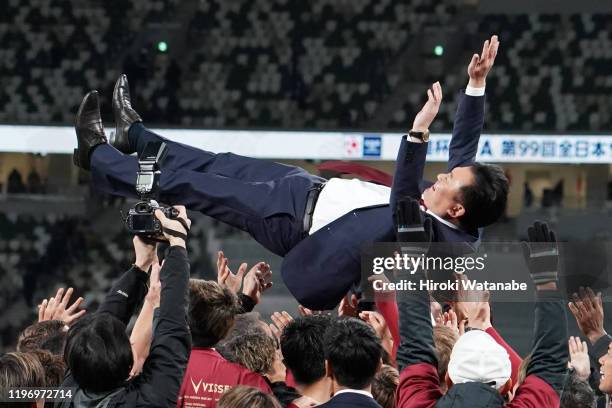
[56,246,191,407]
[395,269,567,408]
[318,392,382,408]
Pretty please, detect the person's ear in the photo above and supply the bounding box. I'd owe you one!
[447,203,465,219]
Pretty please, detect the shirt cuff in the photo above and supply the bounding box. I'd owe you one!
[404,134,424,144]
[465,86,485,97]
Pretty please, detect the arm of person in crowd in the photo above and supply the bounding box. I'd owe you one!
[129,261,161,378]
[394,199,442,407]
[217,251,272,313]
[509,222,567,407]
[568,286,610,392]
[447,35,498,171]
[389,83,442,213]
[369,264,400,361]
[38,287,86,326]
[134,206,192,406]
[269,311,293,340]
[568,336,591,382]
[453,285,523,386]
[239,262,273,313]
[359,311,395,365]
[97,236,156,324]
[374,297,399,362]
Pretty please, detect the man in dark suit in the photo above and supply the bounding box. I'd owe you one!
[73,36,507,310]
[317,318,383,408]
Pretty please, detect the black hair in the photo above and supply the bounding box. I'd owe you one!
[63,313,132,393]
[459,163,509,230]
[560,372,596,408]
[280,315,331,385]
[323,317,382,390]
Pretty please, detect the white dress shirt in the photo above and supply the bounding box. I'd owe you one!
[308,177,458,234]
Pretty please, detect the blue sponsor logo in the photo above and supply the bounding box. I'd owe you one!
[363,135,382,157]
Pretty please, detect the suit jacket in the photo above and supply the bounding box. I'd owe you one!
[282,92,486,310]
[318,392,382,408]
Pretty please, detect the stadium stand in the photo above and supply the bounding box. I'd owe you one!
[2,0,611,131]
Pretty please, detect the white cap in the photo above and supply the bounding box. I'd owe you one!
[447,330,511,390]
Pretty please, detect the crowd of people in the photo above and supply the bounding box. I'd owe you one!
[1,33,612,408]
[1,204,611,408]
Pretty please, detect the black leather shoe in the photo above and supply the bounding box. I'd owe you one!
[74,91,107,170]
[111,74,142,154]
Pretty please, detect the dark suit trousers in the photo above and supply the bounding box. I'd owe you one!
[90,124,324,256]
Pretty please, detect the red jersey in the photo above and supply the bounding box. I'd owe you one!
[177,348,271,407]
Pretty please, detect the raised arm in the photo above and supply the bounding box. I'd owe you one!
[129,262,161,378]
[97,236,157,324]
[568,287,609,392]
[509,222,567,407]
[393,199,443,407]
[390,83,442,213]
[448,35,498,171]
[135,206,193,406]
[453,287,523,387]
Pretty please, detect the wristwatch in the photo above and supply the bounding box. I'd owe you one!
[408,129,430,142]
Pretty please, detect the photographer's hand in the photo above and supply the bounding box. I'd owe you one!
[134,236,157,271]
[155,206,191,248]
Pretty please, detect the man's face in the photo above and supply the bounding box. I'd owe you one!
[599,343,612,393]
[422,166,475,220]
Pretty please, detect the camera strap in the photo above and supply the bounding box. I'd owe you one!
[162,216,190,242]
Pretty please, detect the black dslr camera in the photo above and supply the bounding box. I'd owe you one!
[124,141,179,236]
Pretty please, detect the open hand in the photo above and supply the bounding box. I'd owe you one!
[216,251,247,293]
[569,287,606,344]
[269,311,293,339]
[338,293,359,317]
[467,35,499,88]
[242,262,273,304]
[568,336,591,381]
[412,82,442,132]
[38,287,86,326]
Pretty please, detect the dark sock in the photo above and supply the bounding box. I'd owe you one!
[128,122,144,153]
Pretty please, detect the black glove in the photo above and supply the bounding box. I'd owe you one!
[395,198,433,256]
[521,221,559,285]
